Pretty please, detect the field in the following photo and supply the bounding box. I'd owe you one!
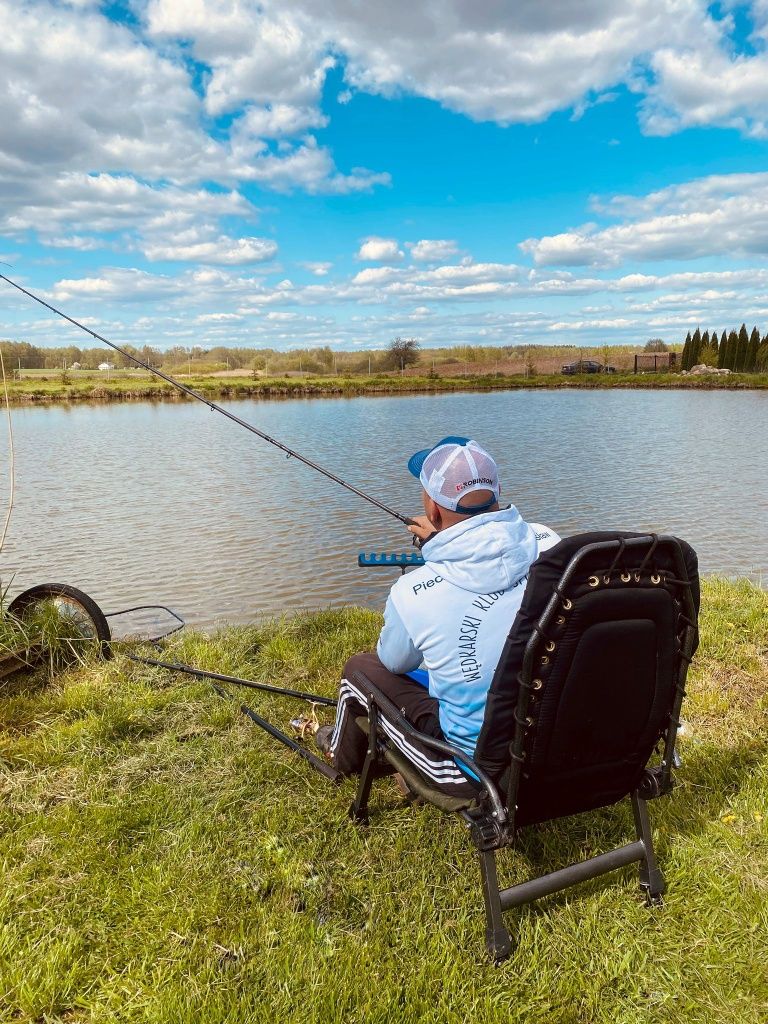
[4,368,768,405]
[1,578,766,1023]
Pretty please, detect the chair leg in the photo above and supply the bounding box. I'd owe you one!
[348,701,380,825]
[478,849,512,963]
[348,748,376,825]
[631,790,666,905]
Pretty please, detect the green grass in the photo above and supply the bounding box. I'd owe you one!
[1,582,766,1023]
[5,370,768,405]
[0,599,103,680]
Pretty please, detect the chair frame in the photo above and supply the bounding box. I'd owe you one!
[348,535,698,962]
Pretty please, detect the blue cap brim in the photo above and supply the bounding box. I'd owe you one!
[407,448,431,478]
[407,436,471,480]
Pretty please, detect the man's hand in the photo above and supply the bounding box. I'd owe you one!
[407,514,438,542]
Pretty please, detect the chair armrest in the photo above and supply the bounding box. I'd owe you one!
[350,669,508,824]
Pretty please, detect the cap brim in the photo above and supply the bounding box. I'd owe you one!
[407,448,431,479]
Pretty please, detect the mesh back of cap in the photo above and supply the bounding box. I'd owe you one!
[422,441,499,509]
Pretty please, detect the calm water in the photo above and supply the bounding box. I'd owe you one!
[1,390,766,626]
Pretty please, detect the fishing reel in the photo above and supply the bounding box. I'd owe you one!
[289,708,321,739]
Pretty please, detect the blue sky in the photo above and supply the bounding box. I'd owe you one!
[3,0,768,351]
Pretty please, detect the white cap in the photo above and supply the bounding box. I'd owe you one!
[407,436,500,514]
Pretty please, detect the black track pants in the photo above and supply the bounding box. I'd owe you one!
[330,651,478,796]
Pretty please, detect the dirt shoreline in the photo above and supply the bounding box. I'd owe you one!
[6,372,768,405]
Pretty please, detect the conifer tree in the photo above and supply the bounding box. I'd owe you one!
[698,330,714,365]
[718,329,728,368]
[725,330,738,369]
[757,335,768,372]
[710,330,719,359]
[690,327,702,366]
[681,331,692,370]
[745,326,760,372]
[735,323,749,372]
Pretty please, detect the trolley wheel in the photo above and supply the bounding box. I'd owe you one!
[8,584,112,660]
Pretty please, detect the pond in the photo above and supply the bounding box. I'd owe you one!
[1,389,766,626]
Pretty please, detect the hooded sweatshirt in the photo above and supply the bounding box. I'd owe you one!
[377,506,560,759]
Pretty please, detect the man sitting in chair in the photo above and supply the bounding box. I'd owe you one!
[316,436,560,796]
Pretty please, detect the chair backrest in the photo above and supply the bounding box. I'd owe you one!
[474,532,699,828]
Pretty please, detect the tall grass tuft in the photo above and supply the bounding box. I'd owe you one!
[0,594,103,681]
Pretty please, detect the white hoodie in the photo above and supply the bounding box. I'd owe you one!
[377,506,560,759]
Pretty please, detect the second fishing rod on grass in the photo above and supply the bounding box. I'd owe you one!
[0,272,416,530]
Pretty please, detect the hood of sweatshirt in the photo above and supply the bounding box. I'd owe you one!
[420,505,539,594]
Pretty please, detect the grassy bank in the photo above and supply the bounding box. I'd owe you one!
[5,370,768,405]
[1,578,766,1023]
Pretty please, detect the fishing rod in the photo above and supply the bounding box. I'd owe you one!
[209,682,342,785]
[0,273,415,527]
[128,652,338,706]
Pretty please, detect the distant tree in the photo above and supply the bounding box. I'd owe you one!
[386,337,420,371]
[644,338,669,352]
[718,329,728,368]
[681,331,692,369]
[699,342,718,366]
[724,329,738,370]
[0,340,45,369]
[315,346,334,371]
[745,326,760,372]
[757,336,768,371]
[710,330,719,360]
[690,327,702,366]
[735,323,749,372]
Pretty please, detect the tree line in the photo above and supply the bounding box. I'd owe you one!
[681,325,768,372]
[0,338,421,374]
[1,337,645,375]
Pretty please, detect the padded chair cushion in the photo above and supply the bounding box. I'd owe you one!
[475,531,699,787]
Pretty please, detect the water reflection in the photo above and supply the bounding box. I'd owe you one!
[1,389,766,625]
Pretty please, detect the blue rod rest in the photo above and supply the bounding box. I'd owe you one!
[358,552,426,568]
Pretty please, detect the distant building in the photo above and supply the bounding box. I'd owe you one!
[70,362,82,370]
[98,362,115,371]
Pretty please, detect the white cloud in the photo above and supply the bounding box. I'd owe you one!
[45,235,106,251]
[235,103,328,138]
[142,0,736,137]
[143,233,277,265]
[547,317,637,332]
[1,173,254,239]
[50,268,183,303]
[196,312,243,322]
[146,1,333,116]
[228,130,390,194]
[13,256,768,354]
[0,0,391,255]
[408,239,459,262]
[0,0,214,184]
[356,237,404,262]
[643,45,768,138]
[301,261,333,275]
[522,171,768,266]
[295,0,712,124]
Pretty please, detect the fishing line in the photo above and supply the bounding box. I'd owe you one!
[0,347,15,555]
[0,273,415,527]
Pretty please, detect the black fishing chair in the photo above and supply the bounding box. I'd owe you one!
[348,532,700,961]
